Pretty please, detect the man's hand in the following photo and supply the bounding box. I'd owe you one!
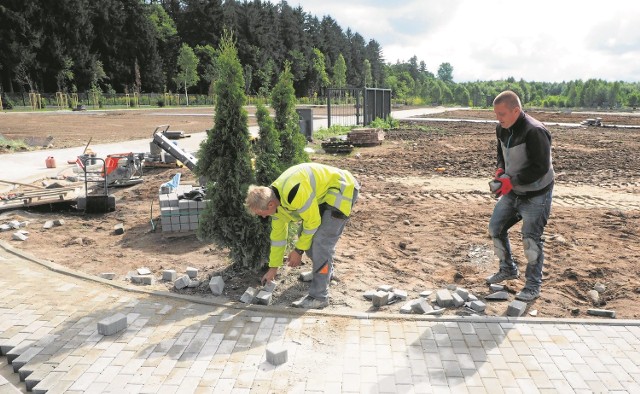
[287,250,303,267]
[495,176,513,197]
[495,168,505,179]
[261,267,278,286]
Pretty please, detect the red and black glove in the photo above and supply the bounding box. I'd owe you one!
[494,168,505,179]
[495,176,512,197]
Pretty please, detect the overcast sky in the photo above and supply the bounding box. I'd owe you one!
[285,0,640,83]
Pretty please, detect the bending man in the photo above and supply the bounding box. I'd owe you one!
[245,163,359,309]
[487,90,555,302]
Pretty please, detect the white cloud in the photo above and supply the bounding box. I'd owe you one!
[283,0,640,82]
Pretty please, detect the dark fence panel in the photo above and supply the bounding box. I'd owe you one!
[326,87,391,127]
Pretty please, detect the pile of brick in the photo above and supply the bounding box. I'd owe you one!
[347,127,384,147]
[158,184,208,233]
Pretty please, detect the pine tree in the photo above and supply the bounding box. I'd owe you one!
[270,63,308,171]
[195,30,269,269]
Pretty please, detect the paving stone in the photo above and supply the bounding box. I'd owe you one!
[131,275,153,285]
[113,223,125,235]
[485,291,510,301]
[468,294,478,302]
[446,284,457,291]
[137,267,151,275]
[6,340,35,364]
[420,290,433,298]
[299,271,313,282]
[162,269,177,281]
[594,283,606,293]
[372,291,389,308]
[424,308,446,316]
[363,289,376,300]
[489,284,504,292]
[468,300,486,313]
[436,289,454,308]
[262,280,277,293]
[0,223,12,231]
[9,220,21,229]
[377,284,394,292]
[42,220,55,229]
[25,364,57,391]
[53,219,65,226]
[507,300,527,317]
[12,232,28,241]
[255,290,272,305]
[400,300,415,314]
[187,279,199,288]
[12,346,43,373]
[174,275,190,289]
[240,287,258,304]
[209,276,225,295]
[186,267,198,279]
[411,298,433,314]
[586,309,616,318]
[97,313,127,336]
[455,288,469,301]
[587,290,600,305]
[393,289,408,300]
[451,292,465,307]
[100,273,116,280]
[266,344,288,366]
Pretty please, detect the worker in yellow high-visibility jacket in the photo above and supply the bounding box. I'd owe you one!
[245,163,360,309]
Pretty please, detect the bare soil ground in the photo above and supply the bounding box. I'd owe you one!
[1,108,640,319]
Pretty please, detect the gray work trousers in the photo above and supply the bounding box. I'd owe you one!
[307,189,358,301]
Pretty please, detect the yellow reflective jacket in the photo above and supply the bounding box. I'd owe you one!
[268,163,359,267]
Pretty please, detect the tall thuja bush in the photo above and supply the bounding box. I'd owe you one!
[271,63,308,171]
[195,31,269,268]
[254,103,282,185]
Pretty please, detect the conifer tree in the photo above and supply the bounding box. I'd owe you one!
[254,103,282,185]
[196,30,269,268]
[270,63,308,171]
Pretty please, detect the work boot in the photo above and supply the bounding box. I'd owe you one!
[485,268,520,284]
[292,295,329,309]
[516,287,540,302]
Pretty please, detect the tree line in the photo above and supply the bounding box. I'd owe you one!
[2,0,639,109]
[0,0,385,99]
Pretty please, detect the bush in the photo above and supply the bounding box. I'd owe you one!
[157,98,165,107]
[1,95,14,110]
[369,116,399,130]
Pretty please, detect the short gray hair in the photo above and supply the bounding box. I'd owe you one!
[245,185,276,212]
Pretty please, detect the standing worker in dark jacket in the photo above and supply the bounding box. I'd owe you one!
[486,90,555,302]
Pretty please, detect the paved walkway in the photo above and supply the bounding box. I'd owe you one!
[1,242,639,393]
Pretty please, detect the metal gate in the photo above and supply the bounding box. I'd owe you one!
[326,88,391,127]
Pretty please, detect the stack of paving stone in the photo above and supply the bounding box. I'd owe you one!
[347,128,384,147]
[158,185,208,233]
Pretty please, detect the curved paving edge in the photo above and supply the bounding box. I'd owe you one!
[1,240,636,327]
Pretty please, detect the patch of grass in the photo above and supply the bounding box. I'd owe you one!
[0,136,29,152]
[413,124,448,135]
[313,125,352,140]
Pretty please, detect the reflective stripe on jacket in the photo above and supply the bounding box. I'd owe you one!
[268,163,359,267]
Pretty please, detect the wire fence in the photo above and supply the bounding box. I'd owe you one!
[0,91,330,111]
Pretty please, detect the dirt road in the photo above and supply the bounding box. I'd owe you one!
[1,108,639,319]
